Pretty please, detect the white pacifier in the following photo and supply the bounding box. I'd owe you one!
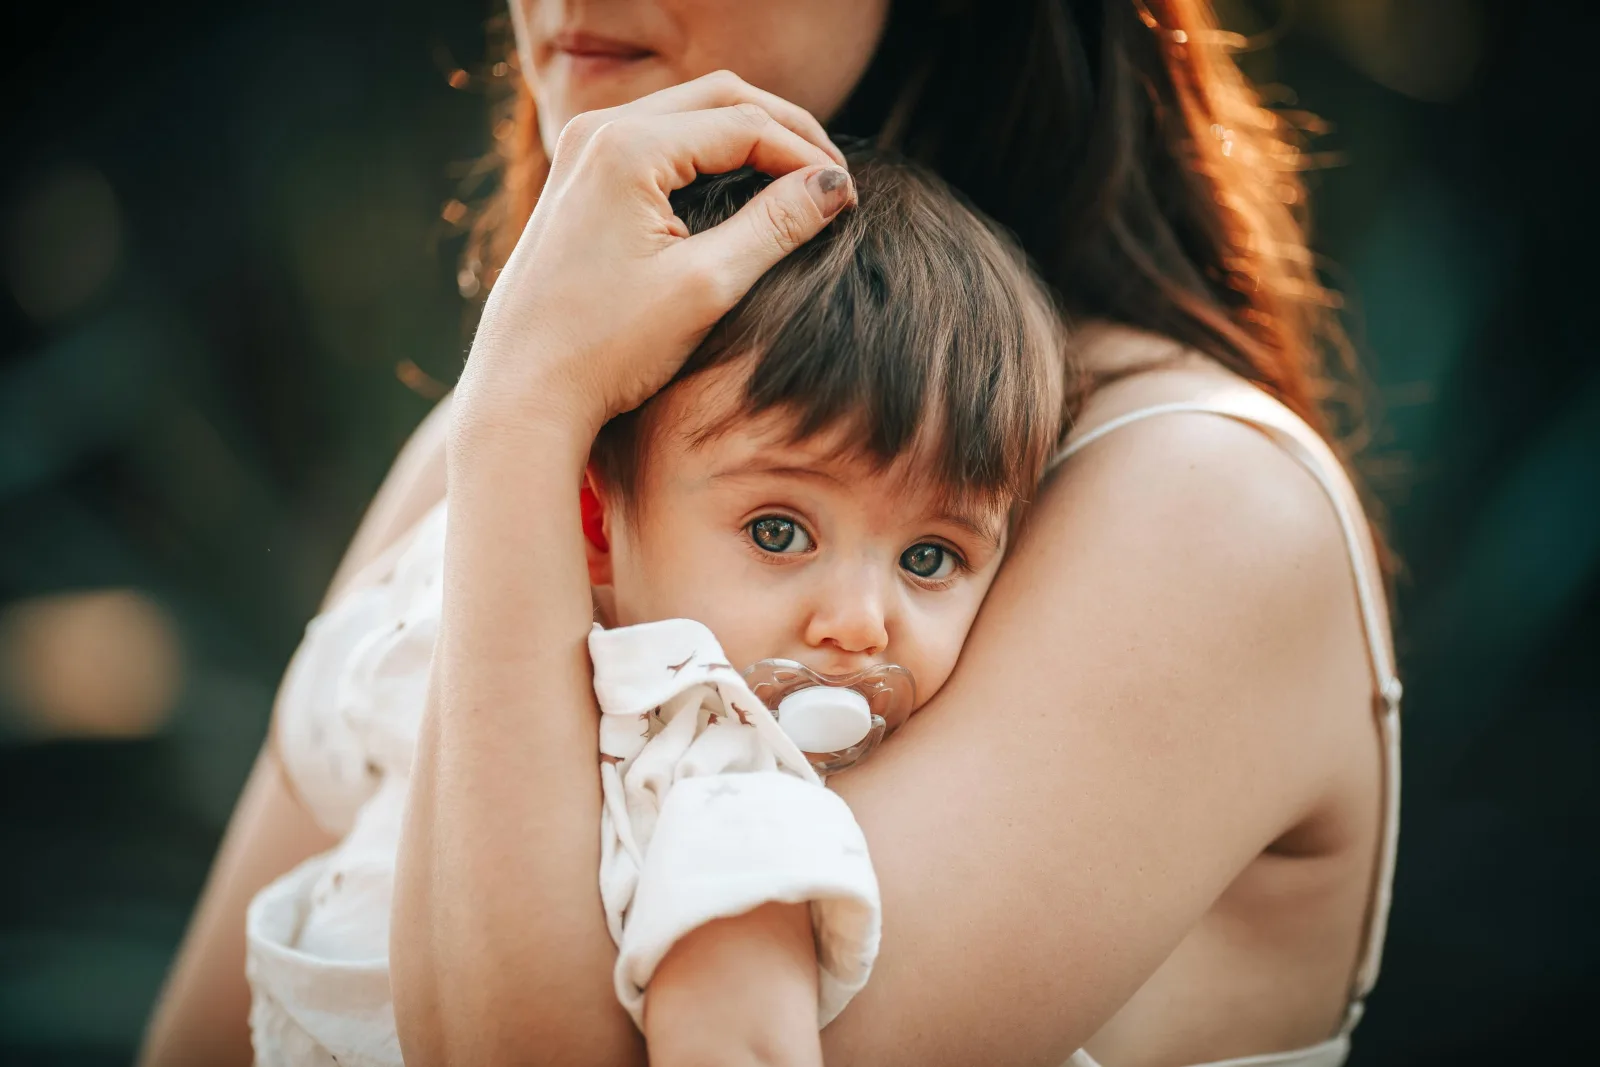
[741,660,916,775]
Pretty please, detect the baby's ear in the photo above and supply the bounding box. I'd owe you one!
[580,465,613,587]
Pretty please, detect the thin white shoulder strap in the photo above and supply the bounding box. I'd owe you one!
[1048,398,1402,1027]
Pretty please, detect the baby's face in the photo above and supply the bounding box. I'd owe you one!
[590,367,1010,728]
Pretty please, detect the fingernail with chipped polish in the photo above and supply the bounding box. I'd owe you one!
[806,167,854,218]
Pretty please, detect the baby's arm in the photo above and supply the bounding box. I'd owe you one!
[646,902,823,1067]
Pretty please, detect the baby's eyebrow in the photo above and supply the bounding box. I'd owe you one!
[933,507,1005,551]
[709,461,846,486]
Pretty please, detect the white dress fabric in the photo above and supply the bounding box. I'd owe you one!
[245,504,880,1065]
[246,503,445,1067]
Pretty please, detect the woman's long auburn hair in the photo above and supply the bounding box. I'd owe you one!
[465,0,1359,445]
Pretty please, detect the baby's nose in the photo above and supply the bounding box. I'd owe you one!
[803,577,888,661]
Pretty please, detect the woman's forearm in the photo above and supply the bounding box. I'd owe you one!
[389,71,849,1064]
[392,417,645,1066]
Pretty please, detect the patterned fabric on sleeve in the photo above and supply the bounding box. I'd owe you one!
[591,618,882,1030]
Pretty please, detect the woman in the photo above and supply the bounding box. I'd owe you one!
[141,2,1399,1066]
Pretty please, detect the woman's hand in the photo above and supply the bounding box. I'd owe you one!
[454,70,855,445]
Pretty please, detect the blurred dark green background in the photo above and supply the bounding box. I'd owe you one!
[2,0,1595,1063]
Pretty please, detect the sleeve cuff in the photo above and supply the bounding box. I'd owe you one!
[614,771,881,1029]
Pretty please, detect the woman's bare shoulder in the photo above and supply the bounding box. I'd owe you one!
[1059,353,1352,591]
[1051,353,1380,784]
[1060,327,1361,584]
[1059,378,1361,684]
[1044,336,1385,862]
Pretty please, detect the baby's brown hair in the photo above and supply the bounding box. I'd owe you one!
[591,147,1067,512]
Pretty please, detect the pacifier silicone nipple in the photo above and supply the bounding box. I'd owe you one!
[742,659,916,775]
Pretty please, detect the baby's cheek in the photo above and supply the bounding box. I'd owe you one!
[903,635,960,716]
[908,590,991,711]
[670,596,781,676]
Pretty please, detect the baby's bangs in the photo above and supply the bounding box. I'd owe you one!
[676,158,1064,505]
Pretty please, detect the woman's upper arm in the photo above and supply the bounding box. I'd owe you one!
[823,412,1365,1067]
[138,398,452,1066]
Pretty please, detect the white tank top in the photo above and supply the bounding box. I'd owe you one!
[1047,389,1402,1067]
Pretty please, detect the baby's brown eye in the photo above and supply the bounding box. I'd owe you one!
[901,543,956,580]
[749,516,812,555]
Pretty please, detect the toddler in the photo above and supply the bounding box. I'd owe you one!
[583,151,1068,1030]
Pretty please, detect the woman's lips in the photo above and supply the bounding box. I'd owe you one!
[549,31,654,80]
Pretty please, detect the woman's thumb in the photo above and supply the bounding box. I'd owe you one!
[681,165,855,304]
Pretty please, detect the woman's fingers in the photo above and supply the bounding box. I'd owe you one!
[592,104,838,193]
[553,70,845,173]
[624,70,846,167]
[673,163,855,307]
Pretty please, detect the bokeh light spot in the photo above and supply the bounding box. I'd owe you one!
[0,589,183,740]
[3,164,123,323]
